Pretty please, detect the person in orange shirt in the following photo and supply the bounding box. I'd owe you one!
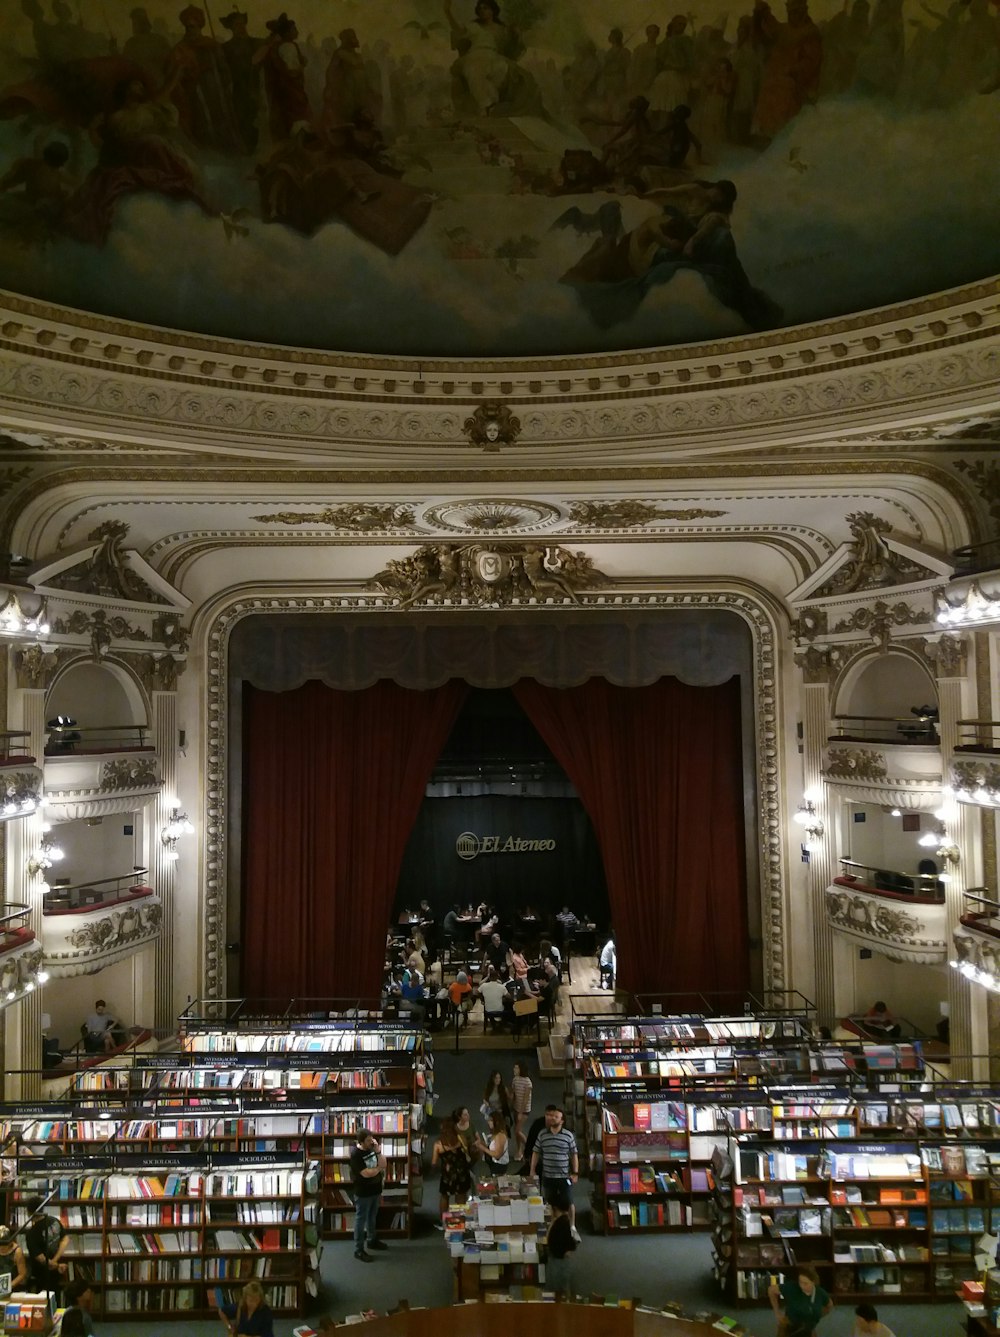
[448,970,476,1027]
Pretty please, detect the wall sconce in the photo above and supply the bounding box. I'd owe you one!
[793,798,824,844]
[26,833,65,878]
[917,818,960,864]
[161,807,194,862]
[950,959,1000,993]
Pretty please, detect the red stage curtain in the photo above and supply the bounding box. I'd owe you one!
[513,677,748,999]
[241,679,467,1003]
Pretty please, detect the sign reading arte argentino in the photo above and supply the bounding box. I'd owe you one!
[456,832,556,862]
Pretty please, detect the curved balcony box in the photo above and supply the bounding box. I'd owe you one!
[823,742,942,810]
[0,765,44,821]
[953,918,1000,979]
[824,880,947,964]
[43,887,162,978]
[45,754,160,822]
[0,932,43,1009]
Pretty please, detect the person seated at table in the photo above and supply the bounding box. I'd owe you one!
[479,968,508,1031]
[400,971,426,1026]
[405,937,426,976]
[442,904,461,943]
[447,970,476,1027]
[539,938,561,976]
[482,930,510,978]
[509,941,530,993]
[864,1001,901,1038]
[81,999,121,1054]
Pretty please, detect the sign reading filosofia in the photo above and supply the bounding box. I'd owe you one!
[456,832,556,861]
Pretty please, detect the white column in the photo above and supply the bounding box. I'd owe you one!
[802,681,835,1021]
[10,690,47,1100]
[937,675,976,1079]
[151,691,178,1036]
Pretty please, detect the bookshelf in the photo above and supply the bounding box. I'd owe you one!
[10,1150,320,1320]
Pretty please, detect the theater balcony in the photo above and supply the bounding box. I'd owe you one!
[825,858,947,964]
[0,901,46,1008]
[950,721,1000,812]
[44,724,159,822]
[823,723,942,811]
[951,891,1000,991]
[41,872,162,978]
[0,732,43,821]
[936,539,1000,631]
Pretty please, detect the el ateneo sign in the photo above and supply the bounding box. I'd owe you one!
[456,831,556,861]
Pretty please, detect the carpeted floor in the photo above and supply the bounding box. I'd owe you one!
[112,1041,968,1335]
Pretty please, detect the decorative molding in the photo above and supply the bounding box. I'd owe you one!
[117,649,187,694]
[952,759,1000,807]
[0,940,44,1009]
[790,610,828,643]
[824,747,888,781]
[13,644,73,689]
[42,521,169,604]
[368,543,609,607]
[42,895,163,978]
[831,600,928,650]
[811,513,934,596]
[0,286,997,454]
[421,500,561,534]
[953,925,1000,980]
[567,501,728,527]
[820,773,942,809]
[251,503,418,530]
[824,884,946,963]
[101,757,159,791]
[955,459,1000,528]
[0,768,43,817]
[919,633,968,679]
[203,588,788,1001]
[794,645,841,684]
[0,465,33,497]
[44,788,159,822]
[463,402,522,453]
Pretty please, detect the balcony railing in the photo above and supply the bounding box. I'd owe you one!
[955,720,1000,754]
[0,732,34,766]
[830,714,938,745]
[952,537,1000,576]
[45,724,150,756]
[43,869,152,915]
[836,858,945,902]
[0,901,33,952]
[958,889,1000,939]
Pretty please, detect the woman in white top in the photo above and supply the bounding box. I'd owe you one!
[474,1110,510,1174]
[510,1059,532,1158]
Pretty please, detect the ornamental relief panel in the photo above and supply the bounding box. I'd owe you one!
[0,943,44,1007]
[824,884,947,964]
[43,897,163,978]
[953,927,1000,981]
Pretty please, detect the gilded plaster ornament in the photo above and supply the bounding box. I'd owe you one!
[66,900,162,951]
[793,645,839,684]
[814,512,926,596]
[0,466,32,497]
[955,459,1000,527]
[832,599,926,649]
[825,747,889,781]
[921,633,968,678]
[369,542,607,607]
[45,521,168,604]
[790,610,828,643]
[13,644,70,689]
[951,759,1000,800]
[0,771,43,809]
[463,402,521,453]
[101,757,159,790]
[422,499,560,533]
[251,503,417,529]
[567,500,728,527]
[826,890,923,940]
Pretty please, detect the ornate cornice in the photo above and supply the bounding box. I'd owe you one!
[0,286,997,456]
[367,543,608,607]
[42,895,163,977]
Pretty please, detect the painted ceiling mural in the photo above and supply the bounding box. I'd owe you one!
[0,0,996,358]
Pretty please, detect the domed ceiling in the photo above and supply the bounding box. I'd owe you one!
[0,0,997,359]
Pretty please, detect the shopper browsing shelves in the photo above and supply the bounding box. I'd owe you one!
[216,1279,274,1335]
[350,1129,388,1262]
[23,1196,68,1299]
[0,1226,27,1298]
[768,1264,832,1337]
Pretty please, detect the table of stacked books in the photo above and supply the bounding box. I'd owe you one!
[443,1175,548,1302]
[297,1304,747,1335]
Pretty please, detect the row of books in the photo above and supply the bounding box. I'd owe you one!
[182,1031,418,1053]
[610,1198,693,1228]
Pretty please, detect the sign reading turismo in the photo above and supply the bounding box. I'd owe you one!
[456,832,556,861]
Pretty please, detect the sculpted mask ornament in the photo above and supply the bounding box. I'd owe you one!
[369,543,607,607]
[463,402,521,453]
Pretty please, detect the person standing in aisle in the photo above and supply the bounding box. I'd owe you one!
[0,1226,27,1299]
[431,1116,473,1219]
[768,1265,832,1337]
[23,1196,68,1300]
[544,1188,577,1298]
[529,1104,580,1240]
[349,1128,388,1262]
[510,1059,533,1159]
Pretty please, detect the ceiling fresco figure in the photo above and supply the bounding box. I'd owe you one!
[0,0,995,356]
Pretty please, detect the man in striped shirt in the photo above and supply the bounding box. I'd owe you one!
[529,1104,581,1240]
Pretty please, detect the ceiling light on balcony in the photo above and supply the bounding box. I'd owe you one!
[890,808,902,817]
[26,834,65,878]
[918,832,939,848]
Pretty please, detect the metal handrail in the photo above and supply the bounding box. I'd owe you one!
[43,869,151,914]
[830,713,939,744]
[837,857,946,902]
[44,723,150,755]
[179,997,393,1030]
[959,888,1000,937]
[0,901,31,930]
[0,731,33,762]
[955,719,1000,751]
[952,536,1000,575]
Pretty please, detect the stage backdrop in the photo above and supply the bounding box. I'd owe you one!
[395,792,608,922]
